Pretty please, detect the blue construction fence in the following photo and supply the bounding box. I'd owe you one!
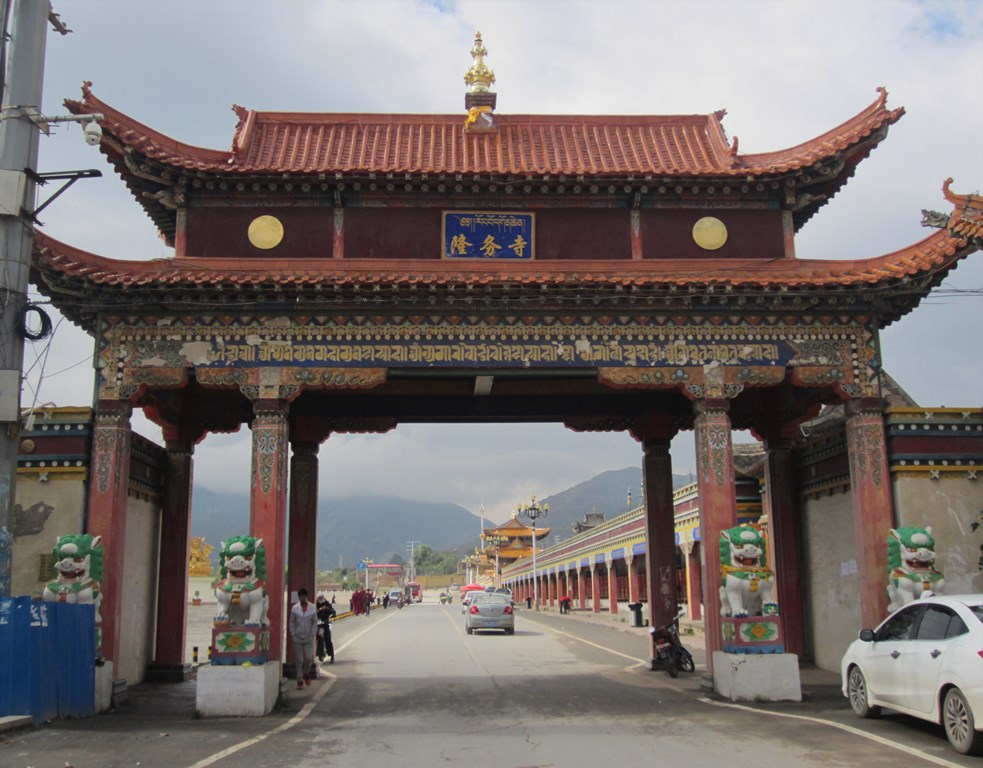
[0,596,96,722]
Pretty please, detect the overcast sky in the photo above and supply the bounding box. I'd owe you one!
[23,0,983,523]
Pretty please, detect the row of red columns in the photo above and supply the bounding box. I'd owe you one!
[505,397,894,673]
[87,395,894,681]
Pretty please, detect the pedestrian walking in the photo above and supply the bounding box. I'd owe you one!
[316,595,336,664]
[352,587,364,615]
[289,587,317,688]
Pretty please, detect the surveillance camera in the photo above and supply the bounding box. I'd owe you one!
[83,120,102,146]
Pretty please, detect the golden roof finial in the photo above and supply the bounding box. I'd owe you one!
[464,31,496,93]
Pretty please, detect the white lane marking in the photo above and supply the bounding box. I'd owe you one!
[698,699,964,768]
[184,615,391,768]
[526,614,961,767]
[520,613,649,665]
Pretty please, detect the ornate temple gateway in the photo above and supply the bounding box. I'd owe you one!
[31,34,980,679]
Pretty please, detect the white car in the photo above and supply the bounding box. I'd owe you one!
[841,594,983,755]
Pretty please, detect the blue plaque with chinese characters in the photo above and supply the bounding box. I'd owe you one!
[442,211,535,259]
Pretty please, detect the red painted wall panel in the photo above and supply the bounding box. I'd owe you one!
[184,205,332,260]
[640,209,785,260]
[183,205,786,263]
[534,209,631,260]
[345,208,442,260]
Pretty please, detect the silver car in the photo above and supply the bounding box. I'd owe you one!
[464,592,515,635]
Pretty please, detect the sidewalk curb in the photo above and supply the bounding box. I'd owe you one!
[0,715,33,733]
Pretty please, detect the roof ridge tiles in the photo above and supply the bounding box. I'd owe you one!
[67,85,902,180]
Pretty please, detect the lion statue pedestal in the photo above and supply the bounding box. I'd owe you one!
[713,651,802,702]
[210,625,270,666]
[714,524,800,702]
[196,663,280,717]
[721,616,784,654]
[195,535,277,717]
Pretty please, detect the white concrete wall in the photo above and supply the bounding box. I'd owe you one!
[117,497,161,687]
[893,475,983,595]
[802,491,860,672]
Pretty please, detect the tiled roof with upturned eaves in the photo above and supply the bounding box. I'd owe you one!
[65,84,902,179]
[30,227,966,292]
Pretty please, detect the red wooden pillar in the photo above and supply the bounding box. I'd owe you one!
[285,440,318,674]
[607,556,619,614]
[249,399,290,665]
[588,565,599,612]
[579,568,588,610]
[846,398,894,627]
[682,541,702,620]
[549,572,556,607]
[86,400,133,670]
[694,399,738,672]
[150,440,194,676]
[642,429,679,660]
[764,439,805,656]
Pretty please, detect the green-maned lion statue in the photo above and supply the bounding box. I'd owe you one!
[42,533,104,623]
[212,535,269,627]
[719,524,778,618]
[888,526,944,612]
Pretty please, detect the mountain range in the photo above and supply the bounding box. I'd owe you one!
[190,466,691,572]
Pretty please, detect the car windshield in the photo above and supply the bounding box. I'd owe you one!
[473,594,510,606]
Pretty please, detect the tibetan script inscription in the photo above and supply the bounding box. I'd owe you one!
[104,317,871,398]
[197,337,788,369]
[443,211,534,259]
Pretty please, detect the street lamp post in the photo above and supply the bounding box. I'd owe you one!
[518,496,548,610]
[486,534,507,588]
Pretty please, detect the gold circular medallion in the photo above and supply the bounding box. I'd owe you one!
[692,216,728,250]
[247,215,284,250]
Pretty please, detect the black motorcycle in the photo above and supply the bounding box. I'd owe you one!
[650,609,695,678]
[316,602,336,664]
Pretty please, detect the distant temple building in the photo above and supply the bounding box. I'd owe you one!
[481,514,551,570]
[572,509,606,534]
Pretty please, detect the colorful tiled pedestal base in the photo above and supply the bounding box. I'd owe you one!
[210,626,270,665]
[721,615,784,654]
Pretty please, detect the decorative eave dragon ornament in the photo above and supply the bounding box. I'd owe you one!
[212,535,269,627]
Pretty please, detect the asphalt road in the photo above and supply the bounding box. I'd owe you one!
[2,597,977,768]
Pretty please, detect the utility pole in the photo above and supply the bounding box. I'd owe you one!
[405,540,421,582]
[0,0,50,597]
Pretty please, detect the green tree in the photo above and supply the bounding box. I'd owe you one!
[413,544,460,576]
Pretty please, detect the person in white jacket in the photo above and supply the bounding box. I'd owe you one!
[289,587,318,688]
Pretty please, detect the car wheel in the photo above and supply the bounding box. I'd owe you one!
[466,626,473,635]
[505,628,514,635]
[847,666,880,719]
[943,687,983,755]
